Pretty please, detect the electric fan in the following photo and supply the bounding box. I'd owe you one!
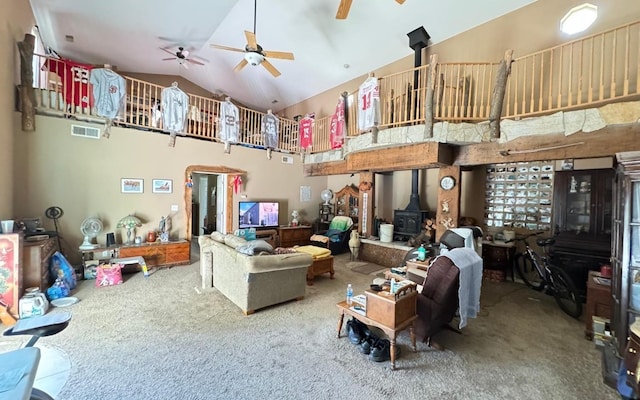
[79,217,103,250]
[321,189,334,205]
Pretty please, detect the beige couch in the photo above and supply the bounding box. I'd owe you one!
[198,233,313,315]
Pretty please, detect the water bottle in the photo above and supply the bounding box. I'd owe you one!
[417,244,427,262]
[346,284,353,305]
[390,278,396,294]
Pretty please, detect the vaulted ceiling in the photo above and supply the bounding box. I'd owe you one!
[30,0,541,112]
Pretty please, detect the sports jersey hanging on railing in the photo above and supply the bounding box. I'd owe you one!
[261,109,279,159]
[357,73,380,131]
[89,66,126,138]
[161,82,189,147]
[220,97,240,153]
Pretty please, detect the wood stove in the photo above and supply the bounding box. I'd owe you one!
[393,209,431,240]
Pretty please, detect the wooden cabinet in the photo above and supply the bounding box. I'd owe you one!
[22,237,58,292]
[277,226,312,248]
[334,184,359,230]
[119,240,190,268]
[482,241,516,281]
[584,270,612,339]
[318,202,334,225]
[551,169,614,300]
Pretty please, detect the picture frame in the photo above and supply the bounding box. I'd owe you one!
[121,178,144,194]
[152,179,173,194]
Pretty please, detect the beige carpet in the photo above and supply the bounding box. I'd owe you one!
[0,253,620,400]
[349,261,387,275]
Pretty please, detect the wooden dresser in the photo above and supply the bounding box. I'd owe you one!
[22,237,58,292]
[584,270,612,339]
[277,226,312,248]
[118,240,190,268]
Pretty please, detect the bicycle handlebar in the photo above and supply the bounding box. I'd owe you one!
[504,231,544,244]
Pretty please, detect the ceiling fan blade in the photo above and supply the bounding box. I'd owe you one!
[162,57,177,61]
[186,58,205,66]
[335,0,353,19]
[181,61,190,70]
[234,58,248,72]
[210,44,246,53]
[160,48,176,56]
[396,0,405,3]
[263,50,294,61]
[244,30,258,49]
[261,59,281,78]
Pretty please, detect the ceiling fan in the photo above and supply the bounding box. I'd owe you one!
[209,0,294,77]
[336,0,406,19]
[160,46,205,69]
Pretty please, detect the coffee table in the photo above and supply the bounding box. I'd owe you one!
[336,285,417,370]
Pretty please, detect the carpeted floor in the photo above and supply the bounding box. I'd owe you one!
[349,261,387,275]
[0,252,620,400]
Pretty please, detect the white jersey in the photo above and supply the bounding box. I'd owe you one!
[357,76,380,131]
[89,68,126,119]
[261,113,279,148]
[161,85,189,135]
[219,101,239,143]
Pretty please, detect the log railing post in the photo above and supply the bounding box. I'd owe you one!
[424,54,438,138]
[17,34,36,131]
[489,49,514,140]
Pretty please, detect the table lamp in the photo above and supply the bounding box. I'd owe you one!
[116,214,142,244]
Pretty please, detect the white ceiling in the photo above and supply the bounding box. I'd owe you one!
[29,0,538,112]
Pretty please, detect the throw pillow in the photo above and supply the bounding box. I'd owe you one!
[210,231,225,242]
[236,239,274,256]
[224,234,247,249]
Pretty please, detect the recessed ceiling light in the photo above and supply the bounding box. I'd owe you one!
[343,64,350,69]
[560,3,598,35]
[65,35,74,43]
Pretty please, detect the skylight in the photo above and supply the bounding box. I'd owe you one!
[560,3,598,35]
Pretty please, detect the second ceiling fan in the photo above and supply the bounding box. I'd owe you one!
[336,0,406,19]
[210,0,294,77]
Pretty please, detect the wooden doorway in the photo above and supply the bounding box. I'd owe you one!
[184,165,246,240]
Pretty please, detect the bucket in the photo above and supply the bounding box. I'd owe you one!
[380,224,394,243]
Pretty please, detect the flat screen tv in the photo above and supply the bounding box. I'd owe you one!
[238,201,280,229]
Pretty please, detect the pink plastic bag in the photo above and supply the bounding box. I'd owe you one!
[95,263,123,287]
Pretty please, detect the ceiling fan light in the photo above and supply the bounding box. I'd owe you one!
[244,52,265,66]
[560,3,598,35]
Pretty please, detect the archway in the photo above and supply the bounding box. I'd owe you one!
[184,165,246,240]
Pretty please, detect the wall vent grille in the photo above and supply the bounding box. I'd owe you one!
[71,124,100,139]
[281,155,293,164]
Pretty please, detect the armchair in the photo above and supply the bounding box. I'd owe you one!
[309,216,354,255]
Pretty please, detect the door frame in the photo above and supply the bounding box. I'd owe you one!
[184,165,246,240]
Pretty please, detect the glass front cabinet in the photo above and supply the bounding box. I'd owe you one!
[611,152,640,385]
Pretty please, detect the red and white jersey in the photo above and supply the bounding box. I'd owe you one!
[330,97,346,149]
[298,116,314,150]
[43,58,94,108]
[219,100,239,143]
[357,76,380,131]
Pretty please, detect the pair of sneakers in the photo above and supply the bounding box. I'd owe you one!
[346,318,369,345]
[363,338,398,362]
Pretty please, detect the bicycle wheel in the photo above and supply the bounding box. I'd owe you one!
[548,265,582,318]
[514,253,545,291]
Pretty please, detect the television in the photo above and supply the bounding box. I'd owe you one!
[238,201,280,229]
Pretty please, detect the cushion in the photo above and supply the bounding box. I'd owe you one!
[224,234,247,249]
[210,231,225,242]
[236,239,274,256]
[310,234,330,243]
[329,216,353,232]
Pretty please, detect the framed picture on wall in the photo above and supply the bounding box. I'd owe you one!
[152,179,173,194]
[121,178,144,194]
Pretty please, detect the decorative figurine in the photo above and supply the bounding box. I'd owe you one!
[348,231,361,261]
[291,210,299,227]
[569,176,577,193]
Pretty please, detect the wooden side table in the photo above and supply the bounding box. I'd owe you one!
[336,284,417,370]
[118,240,190,268]
[585,270,612,339]
[277,226,312,248]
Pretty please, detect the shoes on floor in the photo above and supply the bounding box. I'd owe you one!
[369,339,401,362]
[347,318,369,345]
[358,332,380,355]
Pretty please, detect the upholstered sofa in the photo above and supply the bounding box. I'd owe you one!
[198,232,313,315]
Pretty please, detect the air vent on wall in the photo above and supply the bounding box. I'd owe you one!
[71,124,100,139]
[281,155,293,164]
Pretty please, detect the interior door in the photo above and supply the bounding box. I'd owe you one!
[216,174,227,233]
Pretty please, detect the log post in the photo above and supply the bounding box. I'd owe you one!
[424,53,438,138]
[17,34,36,131]
[435,166,461,242]
[489,49,514,140]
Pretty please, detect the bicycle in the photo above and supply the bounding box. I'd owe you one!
[508,232,582,318]
[1,313,71,400]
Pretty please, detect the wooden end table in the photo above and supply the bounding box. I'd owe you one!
[336,285,417,370]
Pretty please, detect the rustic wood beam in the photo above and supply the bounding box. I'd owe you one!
[358,172,374,237]
[424,54,438,138]
[435,166,461,241]
[489,50,514,140]
[17,34,36,131]
[455,124,640,166]
[347,142,453,172]
[304,160,348,176]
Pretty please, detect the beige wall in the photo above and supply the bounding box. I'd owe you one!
[1,0,34,219]
[13,113,326,262]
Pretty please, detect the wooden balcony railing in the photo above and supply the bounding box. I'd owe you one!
[28,19,640,155]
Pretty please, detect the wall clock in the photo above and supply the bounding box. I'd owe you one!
[440,176,456,190]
